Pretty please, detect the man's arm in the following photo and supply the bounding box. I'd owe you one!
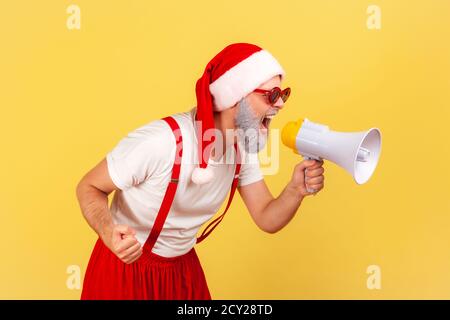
[76,158,143,264]
[238,159,324,234]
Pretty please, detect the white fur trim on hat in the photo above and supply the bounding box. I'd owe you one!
[209,50,285,111]
[191,166,214,184]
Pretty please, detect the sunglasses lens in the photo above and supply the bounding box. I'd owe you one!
[269,88,281,104]
[281,88,291,102]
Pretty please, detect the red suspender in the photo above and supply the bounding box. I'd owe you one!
[143,116,183,254]
[197,143,241,244]
[143,116,241,253]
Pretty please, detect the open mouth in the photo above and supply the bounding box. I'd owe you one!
[260,113,276,130]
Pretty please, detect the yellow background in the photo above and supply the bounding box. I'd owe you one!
[1,0,449,299]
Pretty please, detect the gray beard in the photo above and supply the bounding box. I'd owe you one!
[234,97,267,154]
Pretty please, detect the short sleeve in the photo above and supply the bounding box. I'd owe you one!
[238,150,263,187]
[106,120,174,190]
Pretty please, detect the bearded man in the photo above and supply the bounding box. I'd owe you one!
[76,43,325,300]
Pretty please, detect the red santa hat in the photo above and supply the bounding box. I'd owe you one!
[192,43,285,184]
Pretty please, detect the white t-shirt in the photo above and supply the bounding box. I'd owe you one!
[106,107,263,257]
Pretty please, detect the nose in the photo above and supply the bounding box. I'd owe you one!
[273,96,284,110]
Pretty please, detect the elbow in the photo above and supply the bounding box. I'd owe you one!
[252,209,283,234]
[75,179,95,219]
[75,179,84,200]
[75,178,90,204]
[259,223,282,234]
[262,226,281,234]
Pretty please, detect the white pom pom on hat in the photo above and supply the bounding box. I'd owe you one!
[192,43,285,184]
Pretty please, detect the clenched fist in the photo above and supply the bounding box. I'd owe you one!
[102,224,143,264]
[290,159,325,197]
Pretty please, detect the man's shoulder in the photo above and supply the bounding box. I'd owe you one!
[132,108,193,136]
[118,108,194,153]
[170,107,196,128]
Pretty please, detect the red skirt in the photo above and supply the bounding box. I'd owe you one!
[81,238,211,300]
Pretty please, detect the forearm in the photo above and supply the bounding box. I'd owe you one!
[259,182,305,233]
[76,183,114,240]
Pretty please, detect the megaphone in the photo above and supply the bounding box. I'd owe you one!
[281,118,381,188]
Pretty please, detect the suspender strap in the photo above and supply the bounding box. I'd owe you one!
[197,143,241,244]
[143,116,183,254]
[142,116,241,251]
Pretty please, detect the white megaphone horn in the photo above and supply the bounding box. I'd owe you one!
[281,118,382,189]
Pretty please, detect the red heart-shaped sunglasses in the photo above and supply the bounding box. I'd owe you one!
[253,87,291,106]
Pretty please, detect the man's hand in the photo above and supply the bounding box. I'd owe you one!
[101,224,143,264]
[289,159,325,197]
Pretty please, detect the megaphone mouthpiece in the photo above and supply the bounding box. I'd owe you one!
[281,119,303,150]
